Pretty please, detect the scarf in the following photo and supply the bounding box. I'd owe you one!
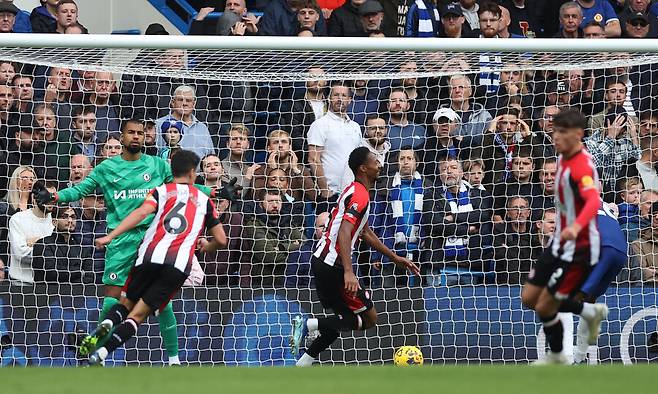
[413,0,439,38]
[443,181,473,258]
[494,133,516,181]
[390,171,424,247]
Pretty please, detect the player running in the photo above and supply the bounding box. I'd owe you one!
[521,109,609,365]
[290,146,420,367]
[33,119,235,366]
[88,150,227,365]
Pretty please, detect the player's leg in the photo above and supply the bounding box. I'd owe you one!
[158,302,180,365]
[534,288,566,361]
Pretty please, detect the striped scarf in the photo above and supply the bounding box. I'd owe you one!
[412,0,439,38]
[443,181,473,258]
[390,171,424,246]
[494,133,516,182]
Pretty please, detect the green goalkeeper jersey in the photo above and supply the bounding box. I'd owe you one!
[57,154,211,230]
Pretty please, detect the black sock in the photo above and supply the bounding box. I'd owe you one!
[558,299,584,315]
[317,314,359,332]
[306,328,339,359]
[105,304,129,327]
[541,314,564,353]
[104,318,138,354]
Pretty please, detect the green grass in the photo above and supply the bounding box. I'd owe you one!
[2,365,656,394]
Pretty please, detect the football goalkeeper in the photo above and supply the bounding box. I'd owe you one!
[34,119,239,365]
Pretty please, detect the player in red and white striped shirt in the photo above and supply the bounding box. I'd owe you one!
[521,109,609,365]
[291,147,420,367]
[88,150,228,365]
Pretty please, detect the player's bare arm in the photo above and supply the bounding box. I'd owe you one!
[337,219,359,295]
[361,225,420,276]
[95,202,157,249]
[199,223,229,253]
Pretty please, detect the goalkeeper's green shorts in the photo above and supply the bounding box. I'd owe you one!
[103,227,147,286]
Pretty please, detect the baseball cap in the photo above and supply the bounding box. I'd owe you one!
[145,23,169,35]
[359,0,384,16]
[442,3,463,17]
[432,108,460,124]
[0,2,20,15]
[628,12,649,24]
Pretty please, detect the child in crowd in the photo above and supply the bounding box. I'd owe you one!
[463,159,486,191]
[618,177,642,242]
[158,120,183,161]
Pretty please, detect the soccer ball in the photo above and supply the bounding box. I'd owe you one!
[393,345,424,366]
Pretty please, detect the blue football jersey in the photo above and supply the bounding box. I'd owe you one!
[597,203,628,255]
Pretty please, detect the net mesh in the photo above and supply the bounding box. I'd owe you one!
[0,44,656,366]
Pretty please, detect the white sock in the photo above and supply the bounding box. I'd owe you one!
[574,319,589,363]
[97,347,108,360]
[580,303,597,320]
[306,318,318,332]
[101,319,113,329]
[168,355,181,365]
[296,353,314,367]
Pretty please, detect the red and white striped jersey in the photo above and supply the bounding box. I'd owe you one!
[314,181,370,267]
[551,149,601,265]
[136,183,220,274]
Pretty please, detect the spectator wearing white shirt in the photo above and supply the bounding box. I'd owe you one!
[308,83,362,200]
[8,181,56,285]
[156,85,215,160]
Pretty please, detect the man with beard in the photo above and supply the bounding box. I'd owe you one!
[360,115,391,169]
[439,3,476,38]
[386,89,426,151]
[33,119,236,366]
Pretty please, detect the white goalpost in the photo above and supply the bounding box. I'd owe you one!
[0,34,656,366]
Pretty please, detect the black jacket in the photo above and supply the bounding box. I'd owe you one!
[32,233,95,283]
[493,222,540,285]
[421,183,494,268]
[328,2,366,37]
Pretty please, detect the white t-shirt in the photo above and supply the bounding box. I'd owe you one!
[8,209,54,284]
[308,99,325,120]
[307,111,362,194]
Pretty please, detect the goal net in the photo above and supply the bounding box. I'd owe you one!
[0,35,656,366]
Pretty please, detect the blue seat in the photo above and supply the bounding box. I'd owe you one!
[438,267,495,286]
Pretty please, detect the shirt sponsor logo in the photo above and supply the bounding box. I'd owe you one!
[114,188,151,200]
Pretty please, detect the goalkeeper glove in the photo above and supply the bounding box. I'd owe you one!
[212,177,242,202]
[32,183,57,206]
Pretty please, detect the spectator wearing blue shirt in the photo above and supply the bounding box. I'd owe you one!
[0,1,19,33]
[617,177,642,242]
[347,79,379,127]
[155,85,215,160]
[1,1,30,33]
[577,0,621,37]
[386,89,426,151]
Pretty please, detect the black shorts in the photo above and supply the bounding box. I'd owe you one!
[311,255,374,315]
[122,263,187,313]
[526,249,591,300]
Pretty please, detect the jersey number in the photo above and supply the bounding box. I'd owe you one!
[163,201,188,235]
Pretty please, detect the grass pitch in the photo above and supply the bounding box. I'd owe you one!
[1,364,654,394]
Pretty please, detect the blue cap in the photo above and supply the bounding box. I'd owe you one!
[161,120,184,135]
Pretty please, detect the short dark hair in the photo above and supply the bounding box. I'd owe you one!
[496,106,520,118]
[72,105,96,120]
[398,145,419,161]
[365,115,385,125]
[121,118,144,132]
[605,77,628,90]
[348,146,371,175]
[513,146,533,160]
[640,110,657,122]
[170,150,200,177]
[583,20,604,30]
[259,188,282,201]
[56,0,78,11]
[542,157,557,167]
[553,108,587,130]
[478,1,501,17]
[11,74,31,85]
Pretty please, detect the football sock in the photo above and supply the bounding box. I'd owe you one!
[306,328,339,359]
[104,304,129,328]
[317,314,358,332]
[574,319,589,363]
[296,353,315,367]
[558,298,583,315]
[168,355,181,366]
[306,318,319,332]
[541,314,564,353]
[104,318,138,355]
[580,303,597,320]
[96,297,120,347]
[159,302,180,359]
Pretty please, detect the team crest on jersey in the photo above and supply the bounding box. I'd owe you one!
[581,175,594,189]
[143,173,151,182]
[593,13,603,23]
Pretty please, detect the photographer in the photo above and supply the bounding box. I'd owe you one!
[585,105,641,202]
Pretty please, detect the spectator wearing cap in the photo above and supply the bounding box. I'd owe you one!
[155,85,215,160]
[328,0,364,37]
[404,0,440,37]
[0,1,18,33]
[145,22,168,35]
[386,88,426,151]
[623,11,655,38]
[619,0,656,33]
[158,120,183,161]
[260,0,327,36]
[30,0,56,33]
[0,1,29,32]
[554,1,584,38]
[438,3,476,38]
[422,108,470,183]
[585,105,641,201]
[440,74,492,144]
[359,0,385,35]
[456,0,479,30]
[576,0,621,38]
[0,116,53,196]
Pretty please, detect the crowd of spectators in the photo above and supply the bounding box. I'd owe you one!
[1,0,658,289]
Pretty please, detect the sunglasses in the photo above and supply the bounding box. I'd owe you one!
[630,20,649,27]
